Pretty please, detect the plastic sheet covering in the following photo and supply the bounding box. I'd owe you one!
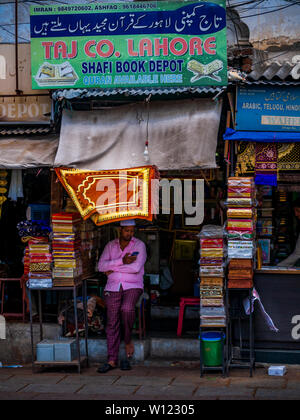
[54,99,222,170]
[8,169,23,201]
[199,225,224,239]
[0,135,58,169]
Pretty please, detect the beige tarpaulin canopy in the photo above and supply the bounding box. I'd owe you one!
[54,99,222,170]
[0,135,58,169]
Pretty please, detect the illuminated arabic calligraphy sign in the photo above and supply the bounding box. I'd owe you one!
[236,85,300,132]
[30,1,227,89]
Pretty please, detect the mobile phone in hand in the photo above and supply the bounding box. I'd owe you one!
[131,252,139,256]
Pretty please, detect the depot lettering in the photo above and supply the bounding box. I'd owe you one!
[41,37,216,59]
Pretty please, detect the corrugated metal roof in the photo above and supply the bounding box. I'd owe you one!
[241,80,300,86]
[0,126,52,136]
[248,61,300,82]
[52,86,226,100]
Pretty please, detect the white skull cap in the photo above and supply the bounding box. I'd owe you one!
[120,220,136,226]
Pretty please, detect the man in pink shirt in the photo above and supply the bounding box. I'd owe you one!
[97,220,147,373]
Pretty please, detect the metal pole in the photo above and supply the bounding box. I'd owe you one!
[199,327,203,377]
[83,280,89,367]
[249,288,254,377]
[28,288,35,372]
[73,285,81,373]
[14,0,21,95]
[38,291,43,341]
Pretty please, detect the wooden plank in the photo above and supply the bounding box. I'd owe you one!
[255,269,300,275]
[34,357,86,366]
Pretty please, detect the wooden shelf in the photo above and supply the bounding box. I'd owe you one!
[34,357,87,366]
[255,268,300,275]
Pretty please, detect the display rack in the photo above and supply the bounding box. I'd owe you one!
[226,176,256,377]
[198,225,228,377]
[28,279,89,374]
[225,287,255,377]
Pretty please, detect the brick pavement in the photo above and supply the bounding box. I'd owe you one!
[0,364,299,400]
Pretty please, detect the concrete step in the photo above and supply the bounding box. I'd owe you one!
[80,336,201,364]
[4,322,300,366]
[0,322,200,364]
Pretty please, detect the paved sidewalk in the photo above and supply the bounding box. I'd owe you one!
[0,363,299,400]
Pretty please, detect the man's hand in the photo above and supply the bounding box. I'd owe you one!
[105,270,114,276]
[123,253,137,265]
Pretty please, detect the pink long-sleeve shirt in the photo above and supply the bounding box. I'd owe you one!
[98,237,147,291]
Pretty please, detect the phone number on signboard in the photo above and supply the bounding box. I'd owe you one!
[56,3,157,12]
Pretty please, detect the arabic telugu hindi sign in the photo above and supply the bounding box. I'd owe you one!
[30,1,227,89]
[236,86,300,132]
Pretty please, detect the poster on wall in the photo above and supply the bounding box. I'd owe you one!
[30,0,227,89]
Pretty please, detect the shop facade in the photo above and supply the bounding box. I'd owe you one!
[1,0,299,368]
[224,82,300,363]
[0,0,231,365]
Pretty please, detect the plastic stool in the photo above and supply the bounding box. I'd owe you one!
[177,297,200,337]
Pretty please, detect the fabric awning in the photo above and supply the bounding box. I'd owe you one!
[223,128,300,143]
[54,99,222,171]
[0,135,59,169]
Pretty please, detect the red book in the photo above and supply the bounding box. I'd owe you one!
[52,213,81,224]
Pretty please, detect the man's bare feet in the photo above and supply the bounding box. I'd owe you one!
[125,342,134,358]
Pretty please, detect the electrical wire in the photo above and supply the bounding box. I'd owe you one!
[227,0,243,52]
[0,0,88,4]
[228,0,299,6]
[227,0,264,8]
[251,49,298,66]
[233,0,266,15]
[0,0,298,5]
[0,24,29,41]
[229,1,300,20]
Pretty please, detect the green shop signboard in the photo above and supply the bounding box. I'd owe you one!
[30,1,227,90]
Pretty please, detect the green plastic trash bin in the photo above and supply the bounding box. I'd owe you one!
[201,332,224,367]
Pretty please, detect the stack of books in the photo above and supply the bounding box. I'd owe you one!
[28,240,52,289]
[23,246,30,277]
[52,213,83,287]
[199,225,226,326]
[226,177,256,288]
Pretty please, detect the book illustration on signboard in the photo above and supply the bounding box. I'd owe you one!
[35,62,79,87]
[187,59,223,83]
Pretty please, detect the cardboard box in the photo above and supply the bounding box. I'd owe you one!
[174,240,197,260]
[54,339,77,362]
[36,340,55,361]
